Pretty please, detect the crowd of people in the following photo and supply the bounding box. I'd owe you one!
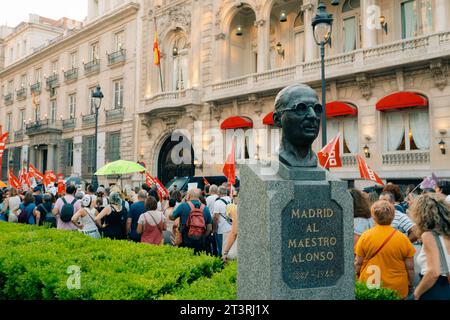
[1,176,449,300]
[352,180,450,300]
[0,181,239,263]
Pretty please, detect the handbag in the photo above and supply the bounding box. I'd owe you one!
[432,231,450,284]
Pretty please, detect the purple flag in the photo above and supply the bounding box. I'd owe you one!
[420,173,439,190]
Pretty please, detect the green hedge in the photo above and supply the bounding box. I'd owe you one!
[355,281,401,300]
[161,261,237,300]
[0,222,223,300]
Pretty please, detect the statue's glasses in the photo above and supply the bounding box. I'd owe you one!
[283,103,323,115]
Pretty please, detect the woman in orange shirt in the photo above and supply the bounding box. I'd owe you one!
[355,200,416,299]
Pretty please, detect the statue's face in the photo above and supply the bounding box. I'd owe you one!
[276,89,322,146]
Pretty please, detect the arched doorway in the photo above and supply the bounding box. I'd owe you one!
[157,135,195,185]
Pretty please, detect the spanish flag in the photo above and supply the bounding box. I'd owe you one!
[153,31,161,66]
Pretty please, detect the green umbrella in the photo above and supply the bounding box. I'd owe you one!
[95,160,146,176]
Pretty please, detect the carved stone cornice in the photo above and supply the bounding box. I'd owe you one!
[209,102,222,122]
[356,73,373,100]
[141,115,154,139]
[186,106,200,121]
[430,59,448,90]
[301,3,314,12]
[248,94,263,116]
[156,4,192,36]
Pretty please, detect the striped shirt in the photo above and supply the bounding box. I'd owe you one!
[391,210,414,235]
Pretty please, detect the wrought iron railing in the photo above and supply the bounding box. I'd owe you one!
[64,68,78,82]
[108,49,126,66]
[84,59,100,74]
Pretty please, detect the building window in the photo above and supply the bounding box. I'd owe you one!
[114,30,125,51]
[22,40,27,56]
[35,68,42,83]
[50,100,57,123]
[69,94,76,119]
[19,110,25,130]
[401,0,433,39]
[90,42,99,61]
[20,74,27,88]
[84,136,96,175]
[113,79,123,109]
[7,80,14,94]
[170,34,189,91]
[64,139,74,167]
[6,113,12,132]
[70,52,78,69]
[89,87,97,114]
[294,11,305,64]
[327,117,359,154]
[34,105,40,122]
[106,132,121,162]
[51,60,58,75]
[385,109,429,152]
[342,0,360,53]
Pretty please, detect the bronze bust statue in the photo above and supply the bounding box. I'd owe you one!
[273,84,322,167]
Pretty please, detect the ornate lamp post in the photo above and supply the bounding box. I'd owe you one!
[311,1,335,148]
[91,85,104,190]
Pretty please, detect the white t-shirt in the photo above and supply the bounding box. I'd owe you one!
[214,196,232,235]
[206,194,219,219]
[446,195,450,204]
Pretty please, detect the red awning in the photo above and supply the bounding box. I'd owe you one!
[220,116,253,130]
[326,101,358,118]
[376,92,428,111]
[263,112,275,126]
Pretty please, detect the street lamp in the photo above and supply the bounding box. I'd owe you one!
[91,85,104,190]
[312,1,334,148]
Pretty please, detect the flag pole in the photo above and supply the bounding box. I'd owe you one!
[153,17,164,93]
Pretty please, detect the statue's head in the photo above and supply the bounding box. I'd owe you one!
[273,84,322,148]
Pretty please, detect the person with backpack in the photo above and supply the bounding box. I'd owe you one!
[17,192,37,225]
[34,193,56,227]
[52,184,80,231]
[170,188,212,254]
[95,192,127,240]
[2,187,21,223]
[71,195,101,239]
[213,186,233,257]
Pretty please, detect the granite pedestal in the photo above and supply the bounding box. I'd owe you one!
[237,162,355,300]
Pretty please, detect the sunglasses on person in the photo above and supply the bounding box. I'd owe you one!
[283,103,323,114]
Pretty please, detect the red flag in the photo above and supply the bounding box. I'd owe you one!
[203,177,210,186]
[22,167,31,189]
[153,31,161,66]
[145,172,155,188]
[45,171,57,183]
[356,155,384,186]
[318,133,342,169]
[57,173,65,195]
[29,164,44,181]
[223,142,236,185]
[153,177,169,199]
[8,169,20,189]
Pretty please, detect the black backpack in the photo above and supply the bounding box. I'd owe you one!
[60,198,77,223]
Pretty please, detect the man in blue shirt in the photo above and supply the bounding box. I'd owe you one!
[126,190,148,242]
[170,189,212,254]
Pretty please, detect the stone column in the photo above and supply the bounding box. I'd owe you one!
[361,0,378,48]
[97,131,106,170]
[47,145,55,171]
[303,1,318,62]
[29,146,36,167]
[255,19,269,72]
[73,136,82,177]
[435,0,450,32]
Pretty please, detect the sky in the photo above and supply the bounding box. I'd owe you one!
[0,0,88,27]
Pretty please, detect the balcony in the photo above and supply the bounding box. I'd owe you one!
[204,31,450,102]
[25,119,62,136]
[141,88,201,114]
[30,82,42,95]
[64,68,78,83]
[106,108,124,123]
[62,118,76,131]
[16,88,27,100]
[3,93,13,106]
[46,74,59,89]
[84,59,100,75]
[14,130,24,142]
[341,154,357,167]
[108,49,126,66]
[82,114,96,128]
[382,150,430,166]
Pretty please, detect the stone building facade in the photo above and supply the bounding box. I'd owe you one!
[138,0,450,187]
[0,1,140,183]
